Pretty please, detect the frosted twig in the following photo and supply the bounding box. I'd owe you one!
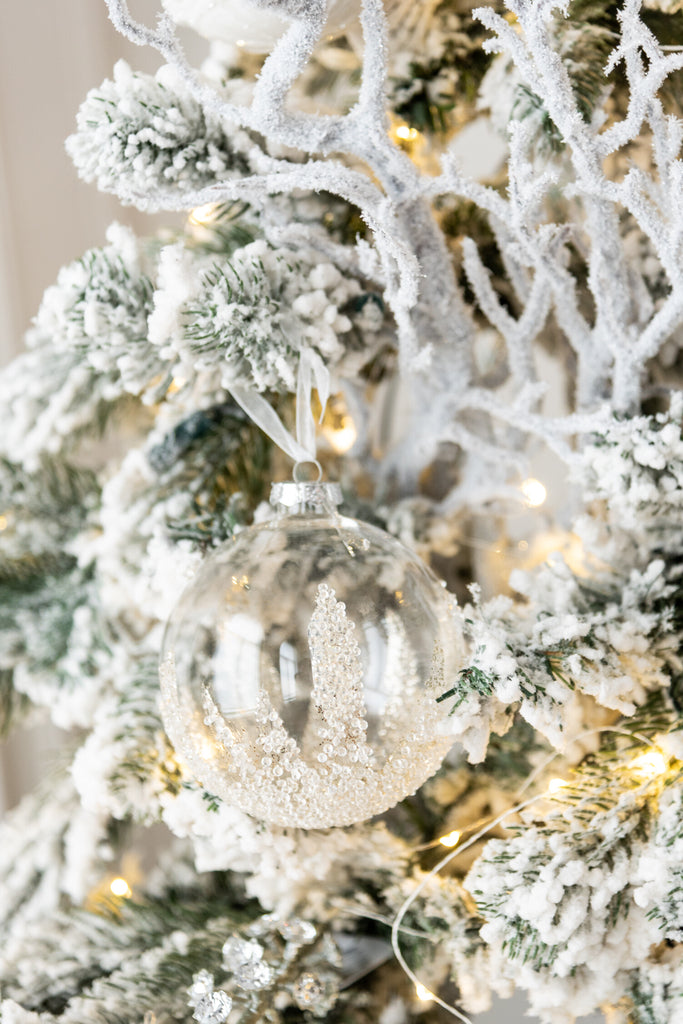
[354,0,390,127]
[106,1,246,127]
[461,387,610,464]
[100,0,683,468]
[462,238,547,385]
[600,2,683,158]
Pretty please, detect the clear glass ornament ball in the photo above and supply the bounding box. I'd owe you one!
[160,482,463,829]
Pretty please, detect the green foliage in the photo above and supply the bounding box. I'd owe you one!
[98,658,183,820]
[62,247,153,351]
[0,873,254,1020]
[0,458,98,566]
[438,664,499,707]
[389,3,498,133]
[31,231,164,400]
[148,400,274,547]
[188,204,259,257]
[508,1,617,152]
[0,458,102,732]
[182,253,302,393]
[627,971,683,1024]
[481,717,552,783]
[67,61,254,202]
[469,695,683,976]
[0,766,112,945]
[0,566,94,672]
[506,1,683,153]
[0,876,360,1024]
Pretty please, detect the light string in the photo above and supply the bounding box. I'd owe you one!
[389,723,670,1018]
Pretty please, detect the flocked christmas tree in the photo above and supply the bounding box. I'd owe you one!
[3,1,683,1022]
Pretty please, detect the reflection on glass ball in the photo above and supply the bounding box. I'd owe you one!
[160,482,463,828]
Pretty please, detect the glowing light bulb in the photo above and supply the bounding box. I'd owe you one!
[167,376,187,395]
[415,984,433,1002]
[547,778,566,795]
[200,737,217,759]
[628,750,667,781]
[521,478,547,508]
[327,415,357,454]
[395,125,419,142]
[0,515,7,531]
[188,203,219,227]
[110,877,132,898]
[320,395,357,454]
[439,829,461,848]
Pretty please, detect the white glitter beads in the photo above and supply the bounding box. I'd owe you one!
[159,482,463,828]
[192,991,233,1024]
[188,973,233,1024]
[221,937,264,971]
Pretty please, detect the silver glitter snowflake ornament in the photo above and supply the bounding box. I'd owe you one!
[160,481,464,828]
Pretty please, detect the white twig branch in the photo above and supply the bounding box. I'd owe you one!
[462,237,548,385]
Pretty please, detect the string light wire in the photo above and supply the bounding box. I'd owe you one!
[391,724,666,1017]
[391,792,542,1022]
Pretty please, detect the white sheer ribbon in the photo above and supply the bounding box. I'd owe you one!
[230,348,330,466]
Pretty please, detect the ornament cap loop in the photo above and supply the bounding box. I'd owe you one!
[270,480,343,514]
[293,459,323,483]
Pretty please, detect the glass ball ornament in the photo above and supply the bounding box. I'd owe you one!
[159,481,464,828]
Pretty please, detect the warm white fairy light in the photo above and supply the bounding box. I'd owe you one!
[320,395,358,454]
[520,478,547,508]
[188,203,219,226]
[200,737,217,760]
[167,376,187,395]
[395,125,419,142]
[547,777,566,795]
[110,877,132,898]
[628,750,668,781]
[439,829,462,848]
[415,983,434,1002]
[326,415,357,454]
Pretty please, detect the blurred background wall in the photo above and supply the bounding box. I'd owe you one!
[0,1,166,369]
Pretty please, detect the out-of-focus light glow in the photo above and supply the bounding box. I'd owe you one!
[320,394,357,454]
[110,877,132,898]
[200,737,218,760]
[629,750,667,781]
[395,125,419,142]
[439,829,461,848]
[188,203,219,226]
[0,515,7,531]
[521,478,547,508]
[547,778,566,796]
[326,415,357,454]
[415,984,433,1002]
